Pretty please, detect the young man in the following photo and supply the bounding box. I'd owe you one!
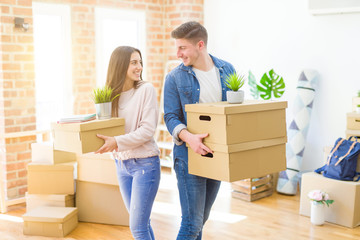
[164,21,235,239]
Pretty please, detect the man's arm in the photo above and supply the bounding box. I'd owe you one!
[164,73,213,155]
[163,73,186,145]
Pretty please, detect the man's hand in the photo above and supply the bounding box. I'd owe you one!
[179,129,213,155]
[95,134,117,154]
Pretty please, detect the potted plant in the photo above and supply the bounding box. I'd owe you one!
[308,189,334,225]
[225,72,246,104]
[357,104,360,114]
[92,85,120,120]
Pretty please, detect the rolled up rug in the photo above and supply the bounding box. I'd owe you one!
[276,70,319,195]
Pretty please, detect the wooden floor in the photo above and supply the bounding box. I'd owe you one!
[1,169,360,240]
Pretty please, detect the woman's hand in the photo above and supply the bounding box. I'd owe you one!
[95,134,117,154]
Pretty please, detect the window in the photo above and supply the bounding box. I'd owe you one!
[33,3,72,130]
[95,8,146,86]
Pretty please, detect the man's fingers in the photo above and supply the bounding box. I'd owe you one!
[198,133,209,139]
[202,144,213,154]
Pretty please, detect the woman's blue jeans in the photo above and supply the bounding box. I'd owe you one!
[174,159,221,240]
[115,156,161,240]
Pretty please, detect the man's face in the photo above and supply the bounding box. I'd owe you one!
[175,38,200,67]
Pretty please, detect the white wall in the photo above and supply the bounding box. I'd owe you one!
[204,0,360,171]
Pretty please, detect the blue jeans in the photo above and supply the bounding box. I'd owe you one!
[115,156,161,240]
[174,159,221,240]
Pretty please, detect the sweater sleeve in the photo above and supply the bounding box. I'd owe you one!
[114,84,159,151]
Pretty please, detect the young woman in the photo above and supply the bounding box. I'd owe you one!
[95,46,160,240]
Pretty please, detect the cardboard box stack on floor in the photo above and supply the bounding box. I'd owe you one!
[23,118,126,237]
[24,142,77,237]
[185,100,288,182]
[298,97,360,228]
[345,97,360,141]
[299,172,360,228]
[76,152,129,226]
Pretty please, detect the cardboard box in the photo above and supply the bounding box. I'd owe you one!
[345,129,360,141]
[27,162,76,194]
[188,137,286,182]
[26,193,75,212]
[23,206,78,237]
[77,152,118,185]
[347,112,360,130]
[76,180,129,226]
[31,142,76,164]
[299,172,360,228]
[323,145,360,172]
[51,118,125,154]
[185,100,287,145]
[353,97,360,112]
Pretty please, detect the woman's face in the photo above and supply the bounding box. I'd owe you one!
[125,51,143,83]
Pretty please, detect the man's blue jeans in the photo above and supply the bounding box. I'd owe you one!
[115,156,161,240]
[174,159,221,240]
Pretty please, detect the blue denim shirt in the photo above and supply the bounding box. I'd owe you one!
[163,54,235,164]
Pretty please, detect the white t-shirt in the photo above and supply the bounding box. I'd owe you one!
[193,66,221,103]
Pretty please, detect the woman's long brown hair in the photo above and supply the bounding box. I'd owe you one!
[105,46,144,117]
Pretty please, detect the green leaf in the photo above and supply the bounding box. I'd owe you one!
[92,85,120,104]
[257,69,285,100]
[248,70,259,99]
[224,72,245,91]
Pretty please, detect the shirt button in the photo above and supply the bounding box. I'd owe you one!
[197,89,199,91]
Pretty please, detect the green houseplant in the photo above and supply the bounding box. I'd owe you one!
[357,104,360,114]
[92,85,120,119]
[225,72,246,104]
[248,69,285,100]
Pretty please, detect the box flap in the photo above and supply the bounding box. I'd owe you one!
[27,163,74,172]
[25,192,74,201]
[346,129,360,135]
[22,206,77,222]
[51,118,125,132]
[347,112,360,118]
[185,100,288,115]
[202,137,287,153]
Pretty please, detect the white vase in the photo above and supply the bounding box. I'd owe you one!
[227,90,244,104]
[310,201,325,225]
[95,102,112,120]
[356,107,360,114]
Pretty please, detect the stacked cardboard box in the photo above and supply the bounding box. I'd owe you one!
[299,172,360,228]
[76,152,129,226]
[23,206,78,237]
[346,111,360,141]
[24,118,126,237]
[24,142,77,237]
[352,96,360,112]
[185,100,288,182]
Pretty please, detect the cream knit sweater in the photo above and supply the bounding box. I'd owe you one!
[113,82,160,160]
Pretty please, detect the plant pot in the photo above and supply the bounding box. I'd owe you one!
[95,102,112,120]
[227,90,244,104]
[356,107,360,114]
[310,201,325,225]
